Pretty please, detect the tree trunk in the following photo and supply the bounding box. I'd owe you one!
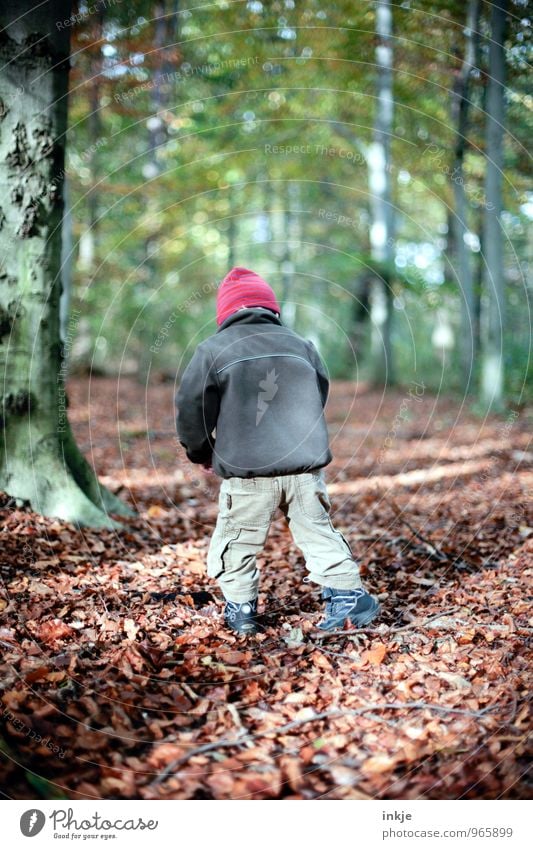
[0,0,134,526]
[227,186,237,269]
[368,0,395,386]
[349,271,372,360]
[78,11,104,274]
[474,205,483,357]
[451,0,480,391]
[138,0,179,381]
[60,179,73,345]
[280,182,299,329]
[480,0,507,410]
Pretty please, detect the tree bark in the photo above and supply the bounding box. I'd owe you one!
[59,179,73,344]
[280,181,299,329]
[227,199,237,270]
[368,0,395,386]
[138,0,180,381]
[349,271,372,360]
[77,11,104,274]
[480,0,508,410]
[451,0,480,392]
[0,0,134,526]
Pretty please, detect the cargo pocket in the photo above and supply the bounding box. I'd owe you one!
[330,523,354,558]
[222,484,277,528]
[297,472,332,521]
[217,480,232,520]
[207,526,242,580]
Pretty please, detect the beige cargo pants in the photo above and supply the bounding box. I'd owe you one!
[207,470,363,603]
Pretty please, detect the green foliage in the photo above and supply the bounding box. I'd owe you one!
[65,0,531,401]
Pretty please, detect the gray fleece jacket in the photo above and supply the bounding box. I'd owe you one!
[175,308,332,478]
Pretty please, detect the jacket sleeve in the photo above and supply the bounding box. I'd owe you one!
[306,341,330,408]
[175,344,220,465]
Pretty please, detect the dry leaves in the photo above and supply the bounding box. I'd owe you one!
[0,378,531,800]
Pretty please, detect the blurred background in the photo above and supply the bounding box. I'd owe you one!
[62,0,531,407]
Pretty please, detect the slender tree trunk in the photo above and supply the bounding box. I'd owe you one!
[227,187,237,269]
[480,0,507,410]
[368,0,395,386]
[280,182,299,329]
[451,0,480,391]
[78,11,104,274]
[349,271,372,361]
[474,205,483,357]
[0,0,133,525]
[139,0,179,380]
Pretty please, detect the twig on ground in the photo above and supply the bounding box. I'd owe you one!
[312,609,461,640]
[316,644,362,661]
[148,699,498,787]
[385,497,476,569]
[386,499,448,561]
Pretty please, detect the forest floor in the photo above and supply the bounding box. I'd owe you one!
[0,377,531,800]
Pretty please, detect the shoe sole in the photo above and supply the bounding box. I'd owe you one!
[225,620,260,636]
[317,598,381,631]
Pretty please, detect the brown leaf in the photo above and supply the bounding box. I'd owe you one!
[124,618,138,641]
[361,754,397,775]
[361,642,388,666]
[281,756,303,791]
[37,619,74,645]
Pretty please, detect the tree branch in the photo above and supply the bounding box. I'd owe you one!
[148,699,497,788]
[312,608,461,640]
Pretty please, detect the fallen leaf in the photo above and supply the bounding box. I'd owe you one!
[361,642,388,666]
[124,618,138,641]
[361,754,397,775]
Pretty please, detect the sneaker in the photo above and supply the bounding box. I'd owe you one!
[318,587,380,631]
[224,599,260,635]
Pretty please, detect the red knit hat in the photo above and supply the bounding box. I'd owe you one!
[216,267,281,326]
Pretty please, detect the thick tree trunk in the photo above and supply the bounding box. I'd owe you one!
[60,179,73,344]
[368,0,395,386]
[451,0,480,391]
[480,0,507,410]
[0,0,134,526]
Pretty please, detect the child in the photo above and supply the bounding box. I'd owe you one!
[175,267,380,634]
